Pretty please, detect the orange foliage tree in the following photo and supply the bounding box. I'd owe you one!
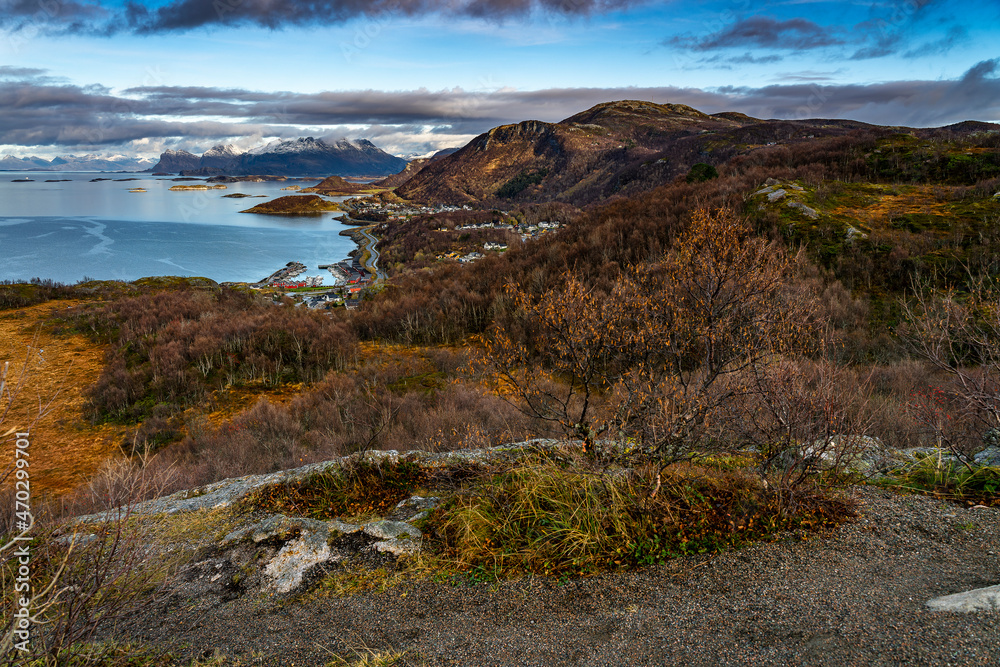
[483,207,818,460]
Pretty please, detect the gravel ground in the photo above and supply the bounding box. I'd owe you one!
[114,486,1000,666]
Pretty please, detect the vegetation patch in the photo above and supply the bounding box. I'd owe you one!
[422,460,854,578]
[248,459,429,521]
[686,162,719,183]
[495,168,549,199]
[876,456,1000,507]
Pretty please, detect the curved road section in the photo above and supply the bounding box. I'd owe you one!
[358,226,386,281]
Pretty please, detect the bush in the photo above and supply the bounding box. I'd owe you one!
[686,163,719,183]
[58,287,357,423]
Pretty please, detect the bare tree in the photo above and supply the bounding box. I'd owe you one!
[481,277,626,452]
[901,272,1000,468]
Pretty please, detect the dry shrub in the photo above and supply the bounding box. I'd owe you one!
[424,460,854,577]
[721,358,881,497]
[149,369,535,494]
[60,286,357,423]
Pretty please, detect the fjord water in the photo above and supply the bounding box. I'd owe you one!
[0,173,356,284]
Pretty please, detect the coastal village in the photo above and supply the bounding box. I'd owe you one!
[251,194,565,310]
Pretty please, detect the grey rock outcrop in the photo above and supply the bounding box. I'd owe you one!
[974,446,1000,466]
[926,584,1000,612]
[787,200,819,219]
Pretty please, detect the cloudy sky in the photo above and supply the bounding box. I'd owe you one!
[1,0,998,158]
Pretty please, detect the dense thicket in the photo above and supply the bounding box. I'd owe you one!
[58,287,356,424]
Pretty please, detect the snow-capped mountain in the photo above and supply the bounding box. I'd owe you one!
[0,153,157,172]
[149,138,408,177]
[200,144,243,169]
[149,149,201,173]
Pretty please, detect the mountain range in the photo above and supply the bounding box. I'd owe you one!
[149,137,408,177]
[392,100,1000,206]
[0,153,156,172]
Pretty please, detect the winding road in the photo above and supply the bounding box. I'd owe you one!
[357,225,386,281]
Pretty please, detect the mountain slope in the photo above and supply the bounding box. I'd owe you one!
[394,100,890,206]
[375,148,459,188]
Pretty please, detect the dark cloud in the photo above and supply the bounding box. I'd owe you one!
[3,62,999,156]
[0,0,644,34]
[669,2,952,62]
[902,25,968,58]
[0,66,49,79]
[848,0,941,59]
[674,16,843,52]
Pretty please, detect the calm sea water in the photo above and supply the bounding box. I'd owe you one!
[0,172,357,284]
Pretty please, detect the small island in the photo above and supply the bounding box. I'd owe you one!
[169,184,228,191]
[239,194,342,215]
[300,175,371,196]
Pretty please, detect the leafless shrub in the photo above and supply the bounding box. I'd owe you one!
[900,272,1000,467]
[723,358,880,503]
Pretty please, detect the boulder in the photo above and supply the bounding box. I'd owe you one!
[264,529,335,594]
[846,226,868,243]
[767,189,787,202]
[393,495,442,522]
[363,520,422,541]
[974,446,1000,467]
[787,200,819,219]
[221,514,331,547]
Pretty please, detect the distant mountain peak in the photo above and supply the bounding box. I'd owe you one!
[151,136,407,177]
[204,144,241,158]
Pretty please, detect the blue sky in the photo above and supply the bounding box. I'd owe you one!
[1,0,998,158]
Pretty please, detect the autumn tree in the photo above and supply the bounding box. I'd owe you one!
[482,277,627,451]
[483,207,817,460]
[612,206,816,462]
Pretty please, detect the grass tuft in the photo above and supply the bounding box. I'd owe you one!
[423,460,854,578]
[876,454,1000,506]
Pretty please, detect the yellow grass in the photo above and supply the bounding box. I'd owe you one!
[0,300,127,497]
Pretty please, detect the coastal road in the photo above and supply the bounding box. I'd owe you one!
[358,226,386,281]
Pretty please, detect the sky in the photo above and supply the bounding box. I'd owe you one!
[1,0,999,158]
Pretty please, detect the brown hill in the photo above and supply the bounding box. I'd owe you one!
[239,194,341,215]
[300,176,370,195]
[394,100,887,206]
[374,158,430,189]
[374,148,460,189]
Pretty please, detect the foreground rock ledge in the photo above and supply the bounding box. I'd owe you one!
[926,584,1000,612]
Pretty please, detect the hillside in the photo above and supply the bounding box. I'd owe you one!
[394,100,919,206]
[299,175,371,195]
[239,194,342,215]
[375,148,460,188]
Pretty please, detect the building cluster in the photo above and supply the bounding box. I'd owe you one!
[321,257,372,289]
[269,276,323,289]
[346,199,472,222]
[520,220,561,241]
[456,222,515,231]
